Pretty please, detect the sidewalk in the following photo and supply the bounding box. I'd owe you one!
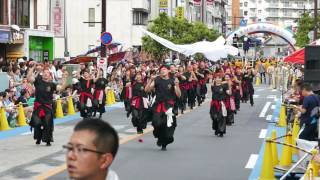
[0,102,124,140]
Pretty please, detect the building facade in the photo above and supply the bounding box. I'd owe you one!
[240,0,313,28]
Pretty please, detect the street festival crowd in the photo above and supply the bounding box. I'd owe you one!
[1,55,319,179]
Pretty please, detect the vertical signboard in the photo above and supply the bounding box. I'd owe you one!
[176,7,184,19]
[207,0,214,6]
[51,0,65,37]
[193,0,201,6]
[159,0,168,14]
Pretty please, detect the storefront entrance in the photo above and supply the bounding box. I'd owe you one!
[29,36,53,62]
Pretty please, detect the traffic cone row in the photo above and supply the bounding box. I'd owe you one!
[0,96,79,131]
[106,89,116,106]
[260,131,296,180]
[277,104,287,127]
[304,149,319,179]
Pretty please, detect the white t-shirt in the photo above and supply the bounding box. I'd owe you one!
[106,170,119,180]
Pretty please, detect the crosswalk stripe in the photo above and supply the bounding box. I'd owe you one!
[259,129,267,139]
[245,154,259,169]
[259,102,271,118]
[266,115,272,121]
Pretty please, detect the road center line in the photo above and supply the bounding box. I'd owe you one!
[259,102,271,118]
[258,129,267,139]
[245,154,259,169]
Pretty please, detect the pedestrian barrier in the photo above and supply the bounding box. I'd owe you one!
[55,98,64,119]
[0,107,11,131]
[277,104,287,127]
[67,96,76,116]
[279,132,293,167]
[106,89,116,106]
[271,130,279,166]
[17,103,28,126]
[260,138,276,180]
[256,76,261,86]
[291,115,300,155]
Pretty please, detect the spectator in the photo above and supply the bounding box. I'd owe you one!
[63,118,119,180]
[297,83,320,141]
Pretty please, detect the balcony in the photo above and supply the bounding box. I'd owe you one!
[132,0,150,11]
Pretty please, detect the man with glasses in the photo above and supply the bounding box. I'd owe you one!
[63,118,119,180]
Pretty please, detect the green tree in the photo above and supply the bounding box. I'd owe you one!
[142,13,220,60]
[295,12,314,47]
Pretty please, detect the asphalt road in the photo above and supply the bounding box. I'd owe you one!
[0,85,280,180]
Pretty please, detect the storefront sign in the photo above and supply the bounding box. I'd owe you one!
[0,30,11,43]
[176,7,184,20]
[193,0,201,6]
[52,0,65,37]
[207,0,214,6]
[159,0,168,8]
[11,30,24,44]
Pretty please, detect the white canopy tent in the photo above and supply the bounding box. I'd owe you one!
[142,29,239,61]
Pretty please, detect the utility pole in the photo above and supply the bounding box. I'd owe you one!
[314,0,318,41]
[169,0,173,60]
[64,0,69,58]
[101,0,106,58]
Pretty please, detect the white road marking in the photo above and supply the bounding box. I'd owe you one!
[267,95,277,99]
[118,133,132,140]
[272,89,277,92]
[25,164,52,173]
[20,131,32,136]
[259,129,268,139]
[259,102,271,118]
[274,98,278,102]
[257,89,265,92]
[245,154,259,169]
[271,105,275,110]
[51,154,66,162]
[266,115,273,121]
[125,128,137,133]
[112,125,127,130]
[253,95,260,98]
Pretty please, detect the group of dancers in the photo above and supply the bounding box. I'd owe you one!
[27,60,255,149]
[122,60,256,150]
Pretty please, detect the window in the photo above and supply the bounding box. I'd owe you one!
[258,10,262,14]
[244,2,248,7]
[11,0,29,27]
[88,8,95,27]
[244,11,248,16]
[133,10,148,25]
[0,0,8,25]
[240,3,243,7]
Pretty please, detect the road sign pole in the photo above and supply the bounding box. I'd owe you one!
[101,0,106,58]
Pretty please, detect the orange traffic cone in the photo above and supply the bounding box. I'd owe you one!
[111,90,116,104]
[55,98,64,118]
[279,132,292,167]
[67,96,76,115]
[106,90,113,106]
[17,103,28,126]
[259,138,276,180]
[271,130,279,166]
[0,107,11,131]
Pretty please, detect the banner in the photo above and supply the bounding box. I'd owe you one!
[176,7,184,20]
[159,0,168,8]
[207,0,214,6]
[51,0,65,37]
[193,0,201,6]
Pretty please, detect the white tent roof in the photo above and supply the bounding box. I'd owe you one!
[142,29,239,61]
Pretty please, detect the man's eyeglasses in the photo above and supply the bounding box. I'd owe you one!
[62,144,105,155]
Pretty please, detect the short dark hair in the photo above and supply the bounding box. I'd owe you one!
[302,83,313,92]
[74,118,119,158]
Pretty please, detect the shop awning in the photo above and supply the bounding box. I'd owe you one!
[284,39,320,65]
[0,30,11,43]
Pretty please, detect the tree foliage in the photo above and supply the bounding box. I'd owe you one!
[142,13,220,60]
[295,12,314,47]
